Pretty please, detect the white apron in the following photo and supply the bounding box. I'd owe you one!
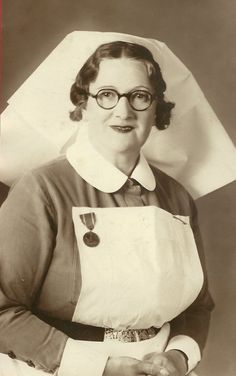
[70,206,203,360]
[0,206,203,375]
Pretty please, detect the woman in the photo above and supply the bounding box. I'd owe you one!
[0,41,214,376]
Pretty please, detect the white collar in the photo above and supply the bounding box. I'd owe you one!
[66,125,156,193]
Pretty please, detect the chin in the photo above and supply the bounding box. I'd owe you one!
[112,143,140,155]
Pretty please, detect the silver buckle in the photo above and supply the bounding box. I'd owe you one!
[104,327,158,342]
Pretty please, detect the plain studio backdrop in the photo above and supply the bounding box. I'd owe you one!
[1,1,236,375]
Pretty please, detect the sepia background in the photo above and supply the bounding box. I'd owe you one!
[1,1,236,375]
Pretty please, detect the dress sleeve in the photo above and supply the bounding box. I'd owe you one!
[0,172,68,373]
[166,196,214,372]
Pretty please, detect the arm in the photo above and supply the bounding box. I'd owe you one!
[0,172,69,372]
[0,173,108,375]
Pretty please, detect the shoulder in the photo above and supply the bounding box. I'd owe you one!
[150,164,191,196]
[31,156,74,182]
[11,157,78,191]
[5,157,79,208]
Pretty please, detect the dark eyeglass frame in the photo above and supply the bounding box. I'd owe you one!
[88,88,157,111]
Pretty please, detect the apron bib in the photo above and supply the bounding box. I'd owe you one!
[72,205,204,330]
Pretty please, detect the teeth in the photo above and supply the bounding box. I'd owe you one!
[113,126,133,131]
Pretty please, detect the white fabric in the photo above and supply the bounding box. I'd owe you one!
[58,333,200,376]
[1,31,235,197]
[59,324,170,376]
[72,206,203,328]
[165,335,201,373]
[0,339,199,376]
[70,205,202,373]
[67,124,156,192]
[0,108,60,183]
[58,338,108,376]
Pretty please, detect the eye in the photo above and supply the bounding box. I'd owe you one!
[132,91,151,102]
[98,89,116,99]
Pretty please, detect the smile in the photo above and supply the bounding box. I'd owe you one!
[110,126,134,133]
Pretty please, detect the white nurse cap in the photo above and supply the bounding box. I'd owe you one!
[1,31,235,198]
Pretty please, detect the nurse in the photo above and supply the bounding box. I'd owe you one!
[0,41,214,376]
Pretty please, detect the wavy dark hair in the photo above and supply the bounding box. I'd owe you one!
[70,41,175,130]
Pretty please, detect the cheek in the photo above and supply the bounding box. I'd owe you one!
[85,101,110,123]
[140,110,155,130]
[83,101,96,121]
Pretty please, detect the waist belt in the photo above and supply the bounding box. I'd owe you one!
[104,327,159,342]
[34,310,160,342]
[34,310,105,341]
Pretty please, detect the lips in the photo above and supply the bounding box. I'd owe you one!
[110,125,134,133]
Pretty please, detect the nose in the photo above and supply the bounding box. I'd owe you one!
[113,97,134,119]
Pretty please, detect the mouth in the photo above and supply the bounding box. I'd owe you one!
[110,125,134,133]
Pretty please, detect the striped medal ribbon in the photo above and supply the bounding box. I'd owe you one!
[79,212,100,247]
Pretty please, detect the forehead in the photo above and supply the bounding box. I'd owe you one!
[89,58,152,91]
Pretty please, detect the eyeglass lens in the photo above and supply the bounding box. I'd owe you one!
[95,89,153,110]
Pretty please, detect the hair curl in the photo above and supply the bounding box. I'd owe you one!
[70,41,175,130]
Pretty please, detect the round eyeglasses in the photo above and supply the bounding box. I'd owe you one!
[88,89,156,111]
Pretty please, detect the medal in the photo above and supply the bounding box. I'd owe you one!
[80,212,100,247]
[83,231,100,247]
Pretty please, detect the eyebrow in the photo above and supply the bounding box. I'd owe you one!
[93,85,152,92]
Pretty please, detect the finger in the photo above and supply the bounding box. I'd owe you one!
[136,361,154,375]
[143,352,157,361]
[144,369,170,376]
[159,368,170,376]
[143,353,165,367]
[151,364,171,376]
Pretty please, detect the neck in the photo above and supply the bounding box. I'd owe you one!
[89,139,140,176]
[108,151,140,176]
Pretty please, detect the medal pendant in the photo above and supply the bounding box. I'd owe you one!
[83,231,100,247]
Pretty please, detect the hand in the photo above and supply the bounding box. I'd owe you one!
[103,356,155,376]
[143,350,188,376]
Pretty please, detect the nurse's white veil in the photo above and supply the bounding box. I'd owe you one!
[1,31,235,198]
